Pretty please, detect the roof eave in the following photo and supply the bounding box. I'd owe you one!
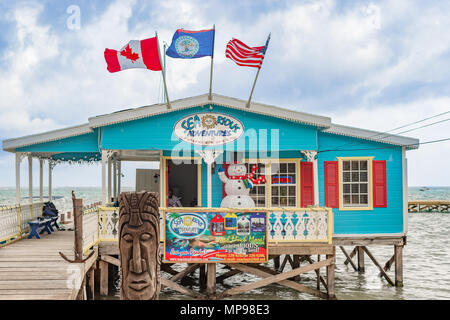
[2,123,93,152]
[323,124,420,150]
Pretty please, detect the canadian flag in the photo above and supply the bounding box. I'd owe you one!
[104,37,162,73]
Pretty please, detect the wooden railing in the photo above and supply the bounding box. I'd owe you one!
[0,202,44,247]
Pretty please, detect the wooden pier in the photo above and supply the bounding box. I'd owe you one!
[0,231,97,300]
[408,200,450,213]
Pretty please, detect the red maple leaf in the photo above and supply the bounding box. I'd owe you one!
[120,44,140,62]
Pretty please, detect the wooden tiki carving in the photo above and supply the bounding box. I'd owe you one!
[119,192,160,300]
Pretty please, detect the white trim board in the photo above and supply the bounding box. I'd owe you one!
[88,93,332,129]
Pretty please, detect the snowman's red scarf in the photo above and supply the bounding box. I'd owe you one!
[228,165,267,185]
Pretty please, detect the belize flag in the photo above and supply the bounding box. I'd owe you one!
[166,28,215,59]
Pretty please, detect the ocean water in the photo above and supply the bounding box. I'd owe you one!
[1,186,449,300]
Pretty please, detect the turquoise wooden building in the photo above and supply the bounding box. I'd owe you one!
[3,93,418,242]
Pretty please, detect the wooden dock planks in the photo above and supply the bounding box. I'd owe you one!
[0,230,95,300]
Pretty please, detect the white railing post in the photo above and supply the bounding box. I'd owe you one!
[39,159,43,203]
[15,153,21,205]
[48,159,53,201]
[107,155,112,202]
[102,150,108,204]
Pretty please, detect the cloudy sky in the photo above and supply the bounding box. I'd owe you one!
[0,0,449,188]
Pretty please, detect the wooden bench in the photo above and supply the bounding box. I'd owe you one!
[27,217,59,239]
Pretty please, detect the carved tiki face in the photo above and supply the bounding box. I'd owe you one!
[119,192,160,300]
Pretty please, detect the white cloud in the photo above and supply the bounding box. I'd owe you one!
[0,0,449,187]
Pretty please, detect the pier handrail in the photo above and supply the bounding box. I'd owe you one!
[0,202,44,247]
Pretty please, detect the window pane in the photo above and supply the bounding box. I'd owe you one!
[343,195,351,204]
[360,161,368,170]
[352,172,359,182]
[351,184,359,193]
[360,172,368,182]
[343,184,350,193]
[280,187,287,196]
[272,186,279,196]
[280,197,288,206]
[360,184,368,193]
[360,194,368,204]
[352,195,359,204]
[288,186,296,196]
[280,163,287,173]
[343,161,350,171]
[271,197,279,206]
[288,163,295,173]
[351,161,359,170]
[343,172,351,182]
[288,197,296,206]
[271,163,280,174]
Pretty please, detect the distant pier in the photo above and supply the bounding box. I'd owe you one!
[408,200,450,213]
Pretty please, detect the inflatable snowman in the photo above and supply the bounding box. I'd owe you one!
[218,163,266,208]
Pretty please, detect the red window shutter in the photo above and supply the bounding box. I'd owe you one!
[324,161,339,208]
[373,160,387,207]
[300,162,314,207]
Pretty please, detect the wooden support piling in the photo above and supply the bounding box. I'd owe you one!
[206,264,216,297]
[292,255,300,280]
[88,267,95,300]
[357,246,365,273]
[317,255,321,290]
[199,264,206,289]
[326,248,336,299]
[273,256,280,270]
[99,260,108,296]
[394,245,404,287]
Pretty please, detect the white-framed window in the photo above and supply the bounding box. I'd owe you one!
[339,158,373,210]
[245,162,267,207]
[270,162,297,207]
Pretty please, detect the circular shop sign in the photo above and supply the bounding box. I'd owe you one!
[169,213,207,239]
[174,113,244,146]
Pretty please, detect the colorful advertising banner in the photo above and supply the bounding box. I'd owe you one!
[163,210,267,263]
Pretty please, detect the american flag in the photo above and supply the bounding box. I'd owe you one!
[225,35,270,69]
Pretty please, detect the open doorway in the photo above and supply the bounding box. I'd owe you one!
[167,160,199,207]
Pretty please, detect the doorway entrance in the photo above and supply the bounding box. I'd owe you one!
[166,159,199,207]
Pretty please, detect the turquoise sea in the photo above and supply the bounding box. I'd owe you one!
[1,186,449,300]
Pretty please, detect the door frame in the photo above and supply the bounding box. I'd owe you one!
[161,156,202,207]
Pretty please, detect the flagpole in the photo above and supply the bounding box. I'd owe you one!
[208,24,215,101]
[156,31,171,109]
[163,42,167,103]
[246,33,271,109]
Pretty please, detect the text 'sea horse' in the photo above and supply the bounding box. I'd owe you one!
[118,192,160,300]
